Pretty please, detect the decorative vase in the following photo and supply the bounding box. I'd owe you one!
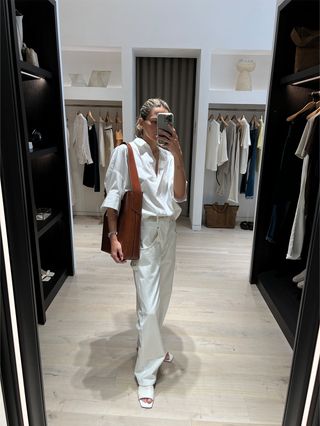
[69,73,87,87]
[88,70,111,87]
[235,59,256,91]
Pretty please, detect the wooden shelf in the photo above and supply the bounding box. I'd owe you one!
[63,86,123,102]
[19,60,52,80]
[208,89,267,105]
[30,146,58,158]
[257,270,301,347]
[37,210,63,238]
[43,268,68,310]
[280,65,320,87]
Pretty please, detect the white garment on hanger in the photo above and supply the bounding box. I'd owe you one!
[72,113,93,165]
[216,121,234,197]
[227,123,240,204]
[239,117,251,174]
[286,115,316,260]
[205,119,220,171]
[104,125,114,166]
[217,126,228,167]
[256,117,265,172]
[66,125,76,206]
[98,117,106,167]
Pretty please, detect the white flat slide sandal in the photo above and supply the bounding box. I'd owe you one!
[138,385,154,409]
[164,352,174,363]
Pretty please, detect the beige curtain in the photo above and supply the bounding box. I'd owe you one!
[136,57,197,216]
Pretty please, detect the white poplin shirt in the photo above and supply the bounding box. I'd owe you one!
[72,113,93,165]
[101,137,185,220]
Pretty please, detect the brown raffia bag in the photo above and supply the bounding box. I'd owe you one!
[101,143,142,260]
[204,203,239,228]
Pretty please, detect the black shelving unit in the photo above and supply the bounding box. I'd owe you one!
[19,60,53,79]
[250,1,319,424]
[280,65,320,86]
[8,0,75,324]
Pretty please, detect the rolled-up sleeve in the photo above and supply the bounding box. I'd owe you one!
[101,145,128,212]
[174,180,188,203]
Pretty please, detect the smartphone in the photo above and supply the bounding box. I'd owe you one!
[157,113,174,146]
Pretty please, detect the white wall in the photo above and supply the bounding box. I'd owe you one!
[59,0,276,51]
[58,0,278,229]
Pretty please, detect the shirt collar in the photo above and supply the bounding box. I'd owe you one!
[133,137,147,148]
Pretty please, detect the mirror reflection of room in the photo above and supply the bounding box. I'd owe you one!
[1,0,319,425]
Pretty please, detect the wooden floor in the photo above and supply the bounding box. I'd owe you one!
[39,216,292,426]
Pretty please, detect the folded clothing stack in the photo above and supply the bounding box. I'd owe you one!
[292,268,306,289]
[41,269,55,282]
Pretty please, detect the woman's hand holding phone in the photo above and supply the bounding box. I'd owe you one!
[156,112,183,159]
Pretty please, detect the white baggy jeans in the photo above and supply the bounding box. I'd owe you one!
[131,216,176,386]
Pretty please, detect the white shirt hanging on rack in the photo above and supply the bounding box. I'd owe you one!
[227,121,241,204]
[205,118,228,172]
[216,122,232,196]
[72,113,93,165]
[239,117,251,174]
[98,117,106,167]
[286,115,317,260]
[256,117,265,172]
[205,119,221,171]
[104,124,114,163]
[217,124,228,167]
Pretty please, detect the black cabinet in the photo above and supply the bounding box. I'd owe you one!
[250,1,319,424]
[9,0,74,324]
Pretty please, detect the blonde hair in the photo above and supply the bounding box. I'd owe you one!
[135,98,170,137]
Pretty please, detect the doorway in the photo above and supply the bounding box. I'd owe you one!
[136,57,197,216]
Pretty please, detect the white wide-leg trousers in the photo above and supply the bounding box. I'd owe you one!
[131,217,176,386]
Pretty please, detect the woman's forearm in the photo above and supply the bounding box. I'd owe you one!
[107,208,118,236]
[173,155,187,200]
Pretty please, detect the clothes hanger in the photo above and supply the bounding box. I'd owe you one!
[231,114,241,125]
[217,113,228,127]
[115,112,123,131]
[306,101,320,120]
[115,112,122,124]
[306,107,320,120]
[105,111,113,124]
[286,100,316,122]
[86,110,96,123]
[208,113,214,121]
[250,114,260,128]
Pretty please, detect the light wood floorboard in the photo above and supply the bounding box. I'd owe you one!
[39,216,292,425]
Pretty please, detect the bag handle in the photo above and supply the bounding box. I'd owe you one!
[123,142,141,194]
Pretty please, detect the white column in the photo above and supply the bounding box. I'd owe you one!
[190,48,211,230]
[121,46,136,142]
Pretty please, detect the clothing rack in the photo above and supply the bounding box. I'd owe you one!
[310,91,320,101]
[208,106,265,112]
[65,103,123,126]
[65,103,121,108]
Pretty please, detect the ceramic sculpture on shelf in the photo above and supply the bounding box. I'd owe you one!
[69,73,87,87]
[88,70,111,87]
[235,59,256,91]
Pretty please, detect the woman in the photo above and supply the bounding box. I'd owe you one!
[102,98,187,408]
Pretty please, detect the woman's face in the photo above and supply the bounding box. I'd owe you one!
[140,106,169,144]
